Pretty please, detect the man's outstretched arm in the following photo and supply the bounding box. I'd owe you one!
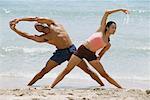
[14,17,55,27]
[9,19,47,43]
[36,17,55,26]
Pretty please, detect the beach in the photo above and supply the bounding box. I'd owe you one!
[0,87,150,100]
[0,77,150,100]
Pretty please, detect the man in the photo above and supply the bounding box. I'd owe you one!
[9,17,104,87]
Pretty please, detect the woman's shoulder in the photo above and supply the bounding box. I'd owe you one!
[95,31,103,35]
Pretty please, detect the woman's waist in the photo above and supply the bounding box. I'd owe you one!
[83,41,105,52]
[83,41,96,52]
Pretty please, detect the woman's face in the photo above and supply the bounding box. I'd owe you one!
[108,23,117,35]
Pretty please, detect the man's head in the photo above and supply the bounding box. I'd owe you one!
[34,23,50,33]
[105,21,117,35]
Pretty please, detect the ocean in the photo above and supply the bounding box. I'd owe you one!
[0,0,149,88]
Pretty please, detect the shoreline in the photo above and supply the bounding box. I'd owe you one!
[0,76,149,89]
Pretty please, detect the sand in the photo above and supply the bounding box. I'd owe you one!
[0,87,149,100]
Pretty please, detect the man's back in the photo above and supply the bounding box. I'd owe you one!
[44,23,73,49]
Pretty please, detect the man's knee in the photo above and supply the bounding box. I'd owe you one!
[37,72,45,79]
[38,66,53,79]
[41,61,57,74]
[63,68,72,75]
[41,67,50,74]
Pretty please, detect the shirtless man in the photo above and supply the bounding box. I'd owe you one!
[9,17,104,86]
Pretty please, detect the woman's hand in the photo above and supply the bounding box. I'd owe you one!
[121,9,129,14]
[105,9,129,15]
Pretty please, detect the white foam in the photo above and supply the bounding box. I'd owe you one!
[0,71,150,82]
[2,46,50,54]
[115,76,150,82]
[2,8,11,14]
[130,9,150,13]
[123,14,130,24]
[22,47,49,53]
[133,47,150,51]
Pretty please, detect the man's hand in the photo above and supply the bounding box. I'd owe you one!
[9,20,17,31]
[9,18,21,30]
[12,19,20,24]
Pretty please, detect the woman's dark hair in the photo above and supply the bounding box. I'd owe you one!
[105,21,116,33]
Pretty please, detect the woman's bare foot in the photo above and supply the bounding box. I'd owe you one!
[43,85,52,90]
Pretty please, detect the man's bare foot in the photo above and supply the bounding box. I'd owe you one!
[27,83,32,86]
[27,86,37,91]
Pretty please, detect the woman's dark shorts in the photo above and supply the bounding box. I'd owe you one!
[74,45,97,61]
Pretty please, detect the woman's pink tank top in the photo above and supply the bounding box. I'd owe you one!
[87,32,106,52]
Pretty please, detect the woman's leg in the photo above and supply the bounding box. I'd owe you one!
[89,60,122,88]
[50,54,82,88]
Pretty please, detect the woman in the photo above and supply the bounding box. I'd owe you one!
[49,9,129,89]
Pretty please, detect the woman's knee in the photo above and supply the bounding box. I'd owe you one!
[85,68,93,75]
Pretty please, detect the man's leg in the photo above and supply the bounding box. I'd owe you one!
[77,60,104,86]
[28,60,58,86]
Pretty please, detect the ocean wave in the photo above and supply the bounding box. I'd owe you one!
[114,76,150,81]
[133,47,150,51]
[122,14,130,24]
[0,72,63,79]
[0,46,50,55]
[0,72,33,78]
[2,8,11,14]
[130,9,150,13]
[0,72,149,81]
